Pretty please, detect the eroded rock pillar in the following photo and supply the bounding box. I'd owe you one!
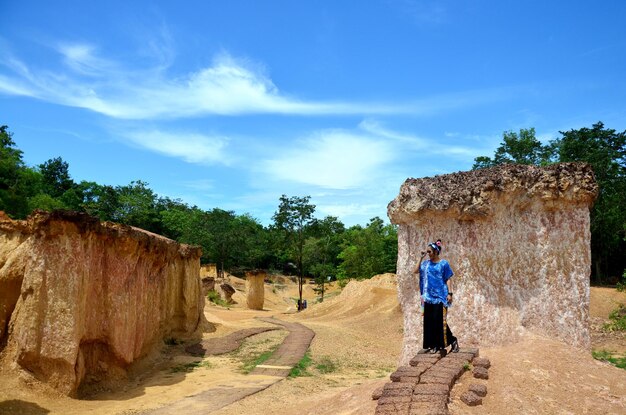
[387,163,598,365]
[246,270,266,310]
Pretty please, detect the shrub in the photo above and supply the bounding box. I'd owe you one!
[603,305,626,332]
[315,356,338,374]
[207,289,229,307]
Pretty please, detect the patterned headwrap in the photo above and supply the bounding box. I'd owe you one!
[428,240,442,254]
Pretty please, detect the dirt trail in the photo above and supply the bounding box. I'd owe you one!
[144,317,314,414]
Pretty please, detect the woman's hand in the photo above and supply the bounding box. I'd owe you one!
[447,294,453,304]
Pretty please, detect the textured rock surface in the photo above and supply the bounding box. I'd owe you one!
[377,348,480,414]
[0,210,206,396]
[468,383,487,397]
[473,366,489,380]
[245,270,266,310]
[388,163,597,365]
[473,357,491,369]
[217,282,236,304]
[460,391,482,406]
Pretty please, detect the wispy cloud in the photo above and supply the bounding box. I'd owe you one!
[359,119,429,148]
[262,130,395,189]
[359,119,484,158]
[56,43,118,76]
[122,129,230,165]
[0,42,514,120]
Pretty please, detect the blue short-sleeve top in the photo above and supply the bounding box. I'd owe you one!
[419,259,454,307]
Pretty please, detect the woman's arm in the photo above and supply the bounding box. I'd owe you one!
[413,251,426,274]
[445,267,453,304]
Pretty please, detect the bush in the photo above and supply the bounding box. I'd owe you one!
[592,350,626,370]
[603,305,626,332]
[207,290,229,307]
[315,356,338,374]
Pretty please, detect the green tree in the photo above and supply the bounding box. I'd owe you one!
[0,125,41,218]
[83,183,120,222]
[231,213,273,270]
[337,217,397,281]
[551,122,626,282]
[272,195,316,310]
[303,215,345,300]
[204,208,238,278]
[472,128,553,169]
[39,157,74,198]
[112,180,161,232]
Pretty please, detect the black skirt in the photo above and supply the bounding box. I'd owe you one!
[423,302,456,350]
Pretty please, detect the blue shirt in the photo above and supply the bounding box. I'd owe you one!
[419,259,454,307]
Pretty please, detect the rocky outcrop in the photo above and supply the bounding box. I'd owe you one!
[388,163,597,365]
[217,282,236,304]
[0,210,206,396]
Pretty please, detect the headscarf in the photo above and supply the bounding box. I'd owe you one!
[428,240,442,254]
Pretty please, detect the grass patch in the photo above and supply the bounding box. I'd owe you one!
[603,304,626,332]
[289,352,313,378]
[315,356,338,374]
[240,348,277,374]
[592,350,626,370]
[463,362,472,371]
[170,360,212,373]
[207,290,230,307]
[231,330,288,374]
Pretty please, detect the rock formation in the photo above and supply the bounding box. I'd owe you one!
[246,270,266,310]
[201,263,217,278]
[0,210,206,396]
[217,282,236,304]
[388,163,597,365]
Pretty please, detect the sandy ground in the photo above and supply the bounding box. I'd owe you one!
[1,275,625,414]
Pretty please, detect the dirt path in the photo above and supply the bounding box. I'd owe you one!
[185,327,279,356]
[142,316,315,414]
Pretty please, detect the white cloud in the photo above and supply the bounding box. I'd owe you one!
[57,43,114,76]
[359,119,429,148]
[0,43,513,119]
[263,131,395,189]
[122,129,229,165]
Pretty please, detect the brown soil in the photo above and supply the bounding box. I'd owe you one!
[1,275,625,414]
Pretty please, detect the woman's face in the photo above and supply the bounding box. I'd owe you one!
[426,247,438,260]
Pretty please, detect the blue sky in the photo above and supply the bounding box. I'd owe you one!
[1,1,625,226]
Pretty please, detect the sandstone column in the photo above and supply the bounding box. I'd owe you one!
[387,163,598,365]
[246,270,266,310]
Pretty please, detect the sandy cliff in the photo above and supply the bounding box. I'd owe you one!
[0,210,205,396]
[388,163,598,364]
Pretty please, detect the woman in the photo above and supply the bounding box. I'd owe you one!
[414,239,459,354]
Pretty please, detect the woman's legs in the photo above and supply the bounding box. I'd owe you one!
[443,306,458,351]
[424,302,457,351]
